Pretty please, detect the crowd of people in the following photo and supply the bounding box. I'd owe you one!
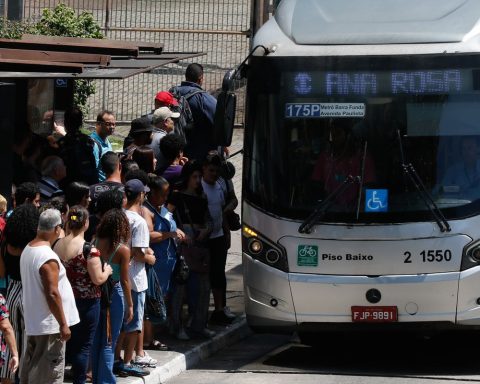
[0,63,239,383]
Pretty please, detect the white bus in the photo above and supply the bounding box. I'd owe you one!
[216,0,480,337]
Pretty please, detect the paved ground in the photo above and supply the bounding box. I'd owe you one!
[168,330,480,384]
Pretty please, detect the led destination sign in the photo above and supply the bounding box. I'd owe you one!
[292,69,470,96]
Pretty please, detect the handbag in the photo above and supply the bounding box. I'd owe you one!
[172,254,190,284]
[145,265,167,325]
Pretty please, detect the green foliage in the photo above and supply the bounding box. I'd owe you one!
[0,18,33,39]
[32,3,103,38]
[1,3,104,114]
[73,79,96,117]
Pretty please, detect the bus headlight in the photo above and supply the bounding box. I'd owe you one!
[462,240,480,270]
[242,225,288,272]
[248,238,263,254]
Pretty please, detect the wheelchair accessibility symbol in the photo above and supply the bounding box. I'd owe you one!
[365,189,388,212]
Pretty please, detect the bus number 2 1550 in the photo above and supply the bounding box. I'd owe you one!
[403,250,452,263]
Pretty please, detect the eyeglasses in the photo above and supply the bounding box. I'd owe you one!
[100,121,116,127]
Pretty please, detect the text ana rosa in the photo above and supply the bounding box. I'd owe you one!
[322,253,374,261]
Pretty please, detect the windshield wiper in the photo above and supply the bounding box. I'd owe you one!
[299,175,359,234]
[397,130,451,232]
[355,141,368,221]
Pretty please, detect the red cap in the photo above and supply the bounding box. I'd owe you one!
[155,91,179,107]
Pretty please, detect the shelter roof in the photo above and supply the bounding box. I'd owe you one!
[0,35,203,79]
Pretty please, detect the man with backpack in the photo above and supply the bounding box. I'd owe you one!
[57,107,99,186]
[170,63,218,161]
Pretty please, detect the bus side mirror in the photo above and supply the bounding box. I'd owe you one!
[214,90,236,147]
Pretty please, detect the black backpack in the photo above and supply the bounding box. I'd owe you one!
[58,132,100,185]
[169,87,205,139]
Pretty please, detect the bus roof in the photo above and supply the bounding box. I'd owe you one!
[272,0,480,45]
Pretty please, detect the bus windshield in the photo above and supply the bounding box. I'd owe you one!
[244,54,480,223]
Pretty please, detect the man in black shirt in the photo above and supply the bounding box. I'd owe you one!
[89,151,124,213]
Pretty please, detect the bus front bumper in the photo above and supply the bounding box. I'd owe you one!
[243,254,480,332]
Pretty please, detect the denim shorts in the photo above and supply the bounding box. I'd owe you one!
[123,290,146,333]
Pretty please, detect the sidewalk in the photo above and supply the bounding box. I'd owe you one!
[65,129,247,383]
[106,264,248,384]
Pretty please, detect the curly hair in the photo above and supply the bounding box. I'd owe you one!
[67,205,89,231]
[96,188,125,215]
[5,204,40,248]
[96,208,130,247]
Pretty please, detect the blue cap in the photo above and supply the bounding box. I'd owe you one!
[125,179,150,197]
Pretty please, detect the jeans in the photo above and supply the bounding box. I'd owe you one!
[91,283,124,384]
[171,272,210,333]
[67,298,100,384]
[188,272,211,332]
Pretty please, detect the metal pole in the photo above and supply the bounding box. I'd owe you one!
[3,0,8,22]
[101,0,112,111]
[263,0,271,24]
[251,0,264,37]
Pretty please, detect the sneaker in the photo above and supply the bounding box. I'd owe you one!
[176,327,190,341]
[117,363,150,377]
[113,360,124,376]
[134,351,157,367]
[223,306,237,320]
[210,310,235,325]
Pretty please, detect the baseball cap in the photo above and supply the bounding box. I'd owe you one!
[125,179,150,198]
[130,117,153,135]
[155,91,179,107]
[152,107,181,125]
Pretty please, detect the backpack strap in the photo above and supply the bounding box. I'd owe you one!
[91,137,103,156]
[169,86,205,101]
[184,89,206,101]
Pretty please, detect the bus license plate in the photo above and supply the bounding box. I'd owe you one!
[351,306,398,323]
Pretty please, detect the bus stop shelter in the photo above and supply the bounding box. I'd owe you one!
[0,34,203,200]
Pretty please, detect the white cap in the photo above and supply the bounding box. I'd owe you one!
[152,107,180,125]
